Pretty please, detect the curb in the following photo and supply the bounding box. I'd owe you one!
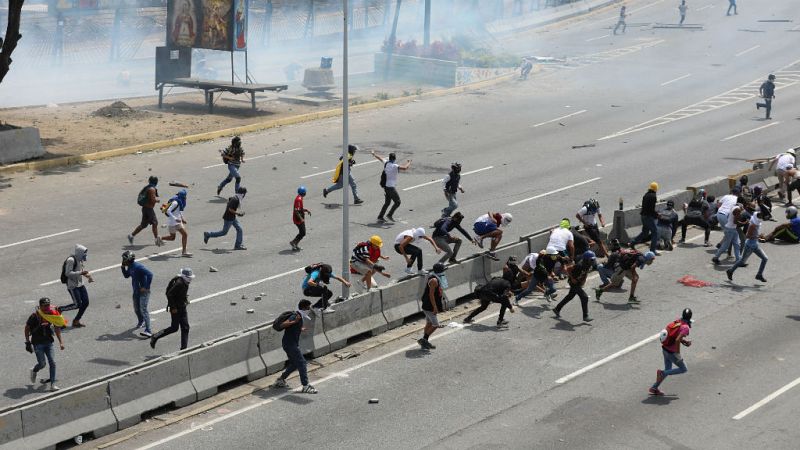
[0,73,516,175]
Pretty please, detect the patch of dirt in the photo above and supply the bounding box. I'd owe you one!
[0,123,21,131]
[91,101,150,120]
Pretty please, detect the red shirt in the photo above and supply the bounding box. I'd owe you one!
[293,195,305,225]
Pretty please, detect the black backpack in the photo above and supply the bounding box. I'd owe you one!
[60,257,77,284]
[136,185,150,206]
[272,311,295,331]
[379,162,389,188]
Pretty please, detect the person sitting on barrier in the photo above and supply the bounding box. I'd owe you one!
[751,186,773,221]
[272,299,318,394]
[463,276,515,328]
[473,212,513,260]
[576,198,608,257]
[515,249,558,304]
[417,263,448,350]
[595,250,655,304]
[679,189,712,246]
[760,206,800,244]
[656,200,679,251]
[432,212,480,265]
[302,263,351,311]
[350,236,390,291]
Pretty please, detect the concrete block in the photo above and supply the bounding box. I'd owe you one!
[374,53,458,87]
[380,277,423,329]
[20,382,116,448]
[0,410,23,449]
[763,176,779,191]
[660,189,693,207]
[301,309,330,358]
[109,355,197,430]
[0,128,45,165]
[257,326,287,375]
[688,176,729,198]
[322,291,388,351]
[442,255,486,300]
[483,241,530,280]
[526,231,551,253]
[187,331,267,401]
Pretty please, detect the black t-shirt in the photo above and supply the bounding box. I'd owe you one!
[641,191,657,218]
[421,276,443,312]
[761,80,775,98]
[223,196,240,221]
[572,231,590,255]
[568,260,593,286]
[481,277,511,300]
[26,312,54,345]
[282,312,303,347]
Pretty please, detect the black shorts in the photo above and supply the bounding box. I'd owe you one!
[584,225,602,244]
[140,207,158,228]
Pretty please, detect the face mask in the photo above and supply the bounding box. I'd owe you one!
[436,274,449,289]
[81,252,88,261]
[299,310,312,322]
[181,276,192,284]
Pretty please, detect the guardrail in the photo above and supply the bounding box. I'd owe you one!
[0,162,778,449]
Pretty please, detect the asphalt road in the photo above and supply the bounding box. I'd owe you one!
[1,0,799,419]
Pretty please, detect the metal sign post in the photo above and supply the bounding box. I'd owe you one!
[341,0,351,300]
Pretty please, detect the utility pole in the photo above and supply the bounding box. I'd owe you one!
[341,0,351,299]
[383,0,401,81]
[423,0,431,47]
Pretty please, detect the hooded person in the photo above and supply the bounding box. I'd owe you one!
[58,244,93,328]
[25,297,66,392]
[473,212,512,260]
[160,189,191,257]
[150,268,194,351]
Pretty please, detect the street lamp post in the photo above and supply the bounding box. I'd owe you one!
[341,0,351,300]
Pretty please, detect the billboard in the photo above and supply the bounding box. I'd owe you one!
[167,0,237,51]
[233,0,247,51]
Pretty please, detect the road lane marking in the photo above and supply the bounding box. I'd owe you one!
[533,109,587,128]
[203,148,302,169]
[40,247,182,286]
[402,166,494,192]
[735,45,761,57]
[508,177,602,207]
[586,34,609,42]
[733,375,800,420]
[720,122,780,141]
[150,266,306,315]
[660,73,692,86]
[300,159,379,179]
[0,228,80,250]
[555,333,661,384]
[697,4,714,11]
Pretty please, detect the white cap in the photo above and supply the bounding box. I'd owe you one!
[179,267,195,280]
[413,227,426,238]
[787,148,796,156]
[501,213,513,226]
[546,246,558,255]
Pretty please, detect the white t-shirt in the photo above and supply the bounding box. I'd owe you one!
[522,252,539,269]
[577,206,601,226]
[717,194,738,215]
[475,214,492,225]
[547,228,573,251]
[394,228,425,245]
[383,162,399,188]
[749,213,762,236]
[776,153,795,171]
[724,207,740,229]
[166,201,183,227]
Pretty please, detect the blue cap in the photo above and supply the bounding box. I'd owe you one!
[582,250,596,260]
[177,189,187,197]
[644,251,656,262]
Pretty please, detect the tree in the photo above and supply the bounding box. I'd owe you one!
[0,0,24,85]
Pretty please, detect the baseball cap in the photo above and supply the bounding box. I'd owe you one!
[179,267,195,281]
[546,246,558,255]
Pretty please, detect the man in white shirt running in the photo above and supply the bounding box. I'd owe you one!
[160,189,191,257]
[372,150,412,222]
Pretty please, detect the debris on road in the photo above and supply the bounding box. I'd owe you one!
[209,266,218,272]
[571,144,596,149]
[677,275,715,288]
[368,398,379,404]
[334,351,360,360]
[246,309,255,314]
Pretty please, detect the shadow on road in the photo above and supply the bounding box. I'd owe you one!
[641,394,680,405]
[96,327,142,343]
[87,357,131,367]
[3,384,49,400]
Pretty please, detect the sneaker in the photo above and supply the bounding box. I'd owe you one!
[513,300,520,307]
[150,336,157,349]
[726,270,733,281]
[426,341,437,349]
[656,369,665,384]
[404,267,415,275]
[548,293,558,302]
[583,316,594,322]
[156,237,164,247]
[181,252,193,258]
[447,258,458,264]
[334,296,346,304]
[272,378,288,388]
[30,369,37,384]
[755,274,767,282]
[497,319,509,327]
[711,257,720,265]
[301,384,318,394]
[289,241,298,251]
[376,217,386,223]
[354,198,364,205]
[127,234,134,245]
[627,296,640,303]
[135,322,144,330]
[203,232,209,244]
[703,241,711,247]
[417,269,429,275]
[653,251,662,256]
[234,245,247,250]
[678,239,685,244]
[648,387,664,396]
[386,215,396,222]
[72,321,85,328]
[475,239,484,249]
[594,288,603,301]
[553,309,561,318]
[463,317,474,324]
[417,338,431,349]
[486,251,499,261]
[50,384,61,392]
[359,280,368,290]
[139,331,153,338]
[323,188,328,198]
[217,186,223,196]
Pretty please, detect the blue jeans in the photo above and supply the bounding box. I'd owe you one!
[597,264,616,286]
[62,285,89,322]
[207,219,243,248]
[653,348,687,388]
[516,277,555,301]
[33,343,56,383]
[633,216,658,252]
[218,164,241,191]
[442,192,458,217]
[281,343,309,386]
[133,291,152,333]
[327,174,359,199]
[714,227,741,260]
[730,239,768,276]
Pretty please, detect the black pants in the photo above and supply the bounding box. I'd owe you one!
[680,216,710,241]
[465,293,512,322]
[756,97,772,119]
[787,179,800,204]
[304,285,333,309]
[395,243,423,270]
[554,285,589,318]
[378,187,401,219]
[293,222,306,244]
[154,308,190,350]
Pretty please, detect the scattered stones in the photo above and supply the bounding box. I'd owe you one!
[368,398,379,404]
[241,294,247,299]
[246,309,255,314]
[230,301,237,306]
[209,266,218,272]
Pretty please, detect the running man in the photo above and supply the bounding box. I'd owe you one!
[756,74,776,120]
[372,150,412,222]
[24,297,65,391]
[712,202,742,264]
[553,251,596,323]
[272,300,318,394]
[59,244,93,328]
[204,186,247,251]
[432,212,480,264]
[121,251,154,337]
[650,308,693,396]
[217,136,245,196]
[324,145,363,204]
[473,212,513,260]
[418,263,448,350]
[576,198,607,257]
[678,0,687,25]
[726,0,736,15]
[159,189,191,257]
[463,277,515,328]
[290,186,310,251]
[394,227,441,275]
[150,268,194,351]
[613,5,627,35]
[727,212,768,282]
[350,235,391,290]
[441,162,464,218]
[128,176,162,247]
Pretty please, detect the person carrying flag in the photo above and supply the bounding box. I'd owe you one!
[24,298,66,391]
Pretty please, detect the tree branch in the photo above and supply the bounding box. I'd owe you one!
[0,0,24,85]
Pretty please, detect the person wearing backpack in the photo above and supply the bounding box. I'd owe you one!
[271,299,318,394]
[58,244,93,328]
[323,145,363,204]
[216,136,245,196]
[24,298,66,391]
[431,212,479,265]
[159,189,191,257]
[121,251,154,337]
[552,251,596,323]
[128,176,163,247]
[150,268,194,350]
[594,250,655,304]
[302,263,351,311]
[656,200,679,251]
[372,150,411,223]
[204,186,247,250]
[679,189,712,246]
[418,263,448,350]
[650,308,693,396]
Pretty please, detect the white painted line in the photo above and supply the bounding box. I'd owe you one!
[555,333,661,384]
[40,247,182,286]
[267,147,302,157]
[0,228,80,250]
[660,73,692,86]
[150,267,306,315]
[733,375,800,420]
[697,4,714,11]
[720,121,780,141]
[203,148,302,169]
[402,166,494,192]
[508,177,602,207]
[300,159,379,179]
[586,34,610,42]
[735,45,761,57]
[533,109,587,128]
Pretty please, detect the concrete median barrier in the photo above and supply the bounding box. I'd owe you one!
[323,291,388,351]
[0,410,23,449]
[257,325,288,375]
[188,331,267,401]
[301,310,330,358]
[526,230,551,254]
[483,241,530,280]
[443,255,486,300]
[109,354,197,430]
[19,382,116,448]
[688,176,730,198]
[380,277,424,329]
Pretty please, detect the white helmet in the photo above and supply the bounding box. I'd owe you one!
[501,213,513,226]
[787,148,796,156]
[787,206,798,219]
